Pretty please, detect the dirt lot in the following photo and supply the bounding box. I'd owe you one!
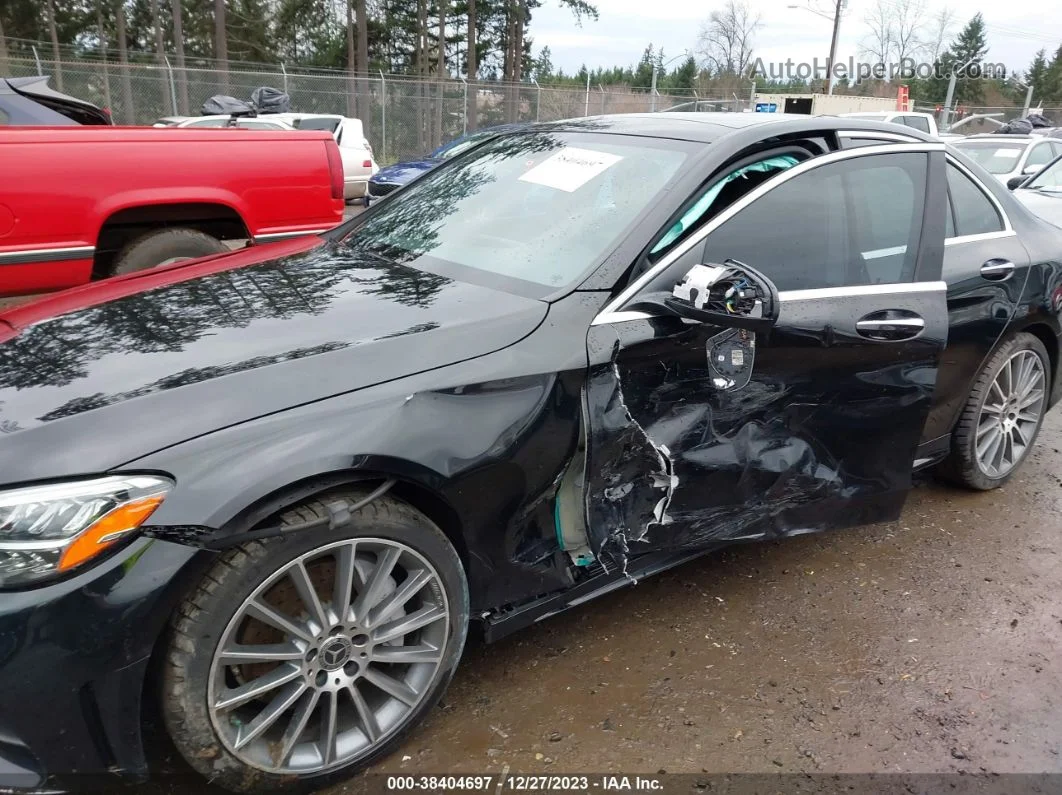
[124,409,1062,794]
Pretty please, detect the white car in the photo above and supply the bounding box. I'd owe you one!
[154,112,379,201]
[949,134,1062,189]
[839,111,939,137]
[269,113,378,201]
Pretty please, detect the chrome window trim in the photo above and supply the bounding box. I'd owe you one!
[838,129,921,143]
[592,282,948,325]
[943,152,1012,237]
[944,230,1017,246]
[595,141,945,320]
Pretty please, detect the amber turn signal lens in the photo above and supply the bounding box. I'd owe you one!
[57,495,165,572]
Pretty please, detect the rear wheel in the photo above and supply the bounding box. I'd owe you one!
[111,228,225,275]
[162,489,469,793]
[939,332,1050,490]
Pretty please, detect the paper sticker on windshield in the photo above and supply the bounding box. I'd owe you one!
[994,148,1021,158]
[519,147,623,192]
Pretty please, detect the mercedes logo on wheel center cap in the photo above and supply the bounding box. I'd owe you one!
[320,637,353,670]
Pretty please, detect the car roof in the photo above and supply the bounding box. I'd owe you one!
[527,111,936,145]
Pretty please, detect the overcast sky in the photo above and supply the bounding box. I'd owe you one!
[529,0,1058,81]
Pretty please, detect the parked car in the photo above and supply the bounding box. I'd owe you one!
[156,112,377,201]
[0,75,111,125]
[839,110,939,137]
[0,126,345,295]
[271,113,378,201]
[1,113,1061,793]
[950,134,1062,188]
[153,114,296,131]
[367,124,522,203]
[1010,150,1062,227]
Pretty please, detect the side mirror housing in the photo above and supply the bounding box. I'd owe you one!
[1024,164,1041,175]
[661,261,779,332]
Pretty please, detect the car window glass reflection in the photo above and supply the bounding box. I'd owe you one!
[342,133,689,288]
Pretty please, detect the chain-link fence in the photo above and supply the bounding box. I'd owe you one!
[13,39,1056,163]
[3,39,757,163]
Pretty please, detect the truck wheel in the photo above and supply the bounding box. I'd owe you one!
[938,332,1050,491]
[162,488,469,794]
[111,228,225,276]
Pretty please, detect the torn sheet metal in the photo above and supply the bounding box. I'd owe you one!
[584,282,947,570]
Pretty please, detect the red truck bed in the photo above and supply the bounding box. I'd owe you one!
[0,126,346,295]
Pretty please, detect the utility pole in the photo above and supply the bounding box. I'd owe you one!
[941,55,977,131]
[826,0,842,94]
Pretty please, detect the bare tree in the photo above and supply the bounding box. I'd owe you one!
[891,0,927,65]
[467,0,477,130]
[172,0,189,114]
[44,0,64,91]
[926,6,957,61]
[356,0,368,118]
[214,0,229,92]
[696,0,762,76]
[115,0,135,123]
[96,3,113,112]
[435,0,448,145]
[859,0,894,68]
[346,0,357,117]
[148,0,172,113]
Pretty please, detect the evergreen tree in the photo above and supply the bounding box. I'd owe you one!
[930,13,989,106]
[1042,45,1062,105]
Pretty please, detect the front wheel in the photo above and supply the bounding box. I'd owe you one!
[939,331,1051,490]
[162,489,469,793]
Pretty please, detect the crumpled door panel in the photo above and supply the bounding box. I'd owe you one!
[584,284,947,571]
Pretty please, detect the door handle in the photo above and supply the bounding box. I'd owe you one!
[855,311,925,341]
[980,259,1015,280]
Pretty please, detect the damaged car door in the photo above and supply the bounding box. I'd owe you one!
[583,143,950,568]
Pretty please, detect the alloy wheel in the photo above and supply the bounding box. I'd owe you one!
[207,538,450,775]
[975,349,1046,479]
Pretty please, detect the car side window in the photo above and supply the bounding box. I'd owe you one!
[1026,142,1055,170]
[903,116,931,134]
[692,152,927,292]
[188,118,226,127]
[946,162,1003,237]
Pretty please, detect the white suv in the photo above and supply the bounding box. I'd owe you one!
[270,113,379,201]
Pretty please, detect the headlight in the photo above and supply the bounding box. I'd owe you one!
[0,475,173,587]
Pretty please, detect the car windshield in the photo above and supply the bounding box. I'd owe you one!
[1024,156,1062,191]
[341,131,691,288]
[951,141,1027,173]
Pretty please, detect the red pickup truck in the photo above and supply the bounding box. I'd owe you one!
[0,126,345,295]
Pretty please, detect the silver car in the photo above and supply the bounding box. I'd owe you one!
[950,134,1062,189]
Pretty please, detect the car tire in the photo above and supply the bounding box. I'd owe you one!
[111,228,225,276]
[161,487,469,794]
[938,331,1051,491]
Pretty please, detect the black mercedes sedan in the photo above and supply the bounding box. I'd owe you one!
[1,113,1060,793]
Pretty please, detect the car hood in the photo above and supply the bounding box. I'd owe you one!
[372,159,439,184]
[1013,188,1062,227]
[0,241,546,483]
